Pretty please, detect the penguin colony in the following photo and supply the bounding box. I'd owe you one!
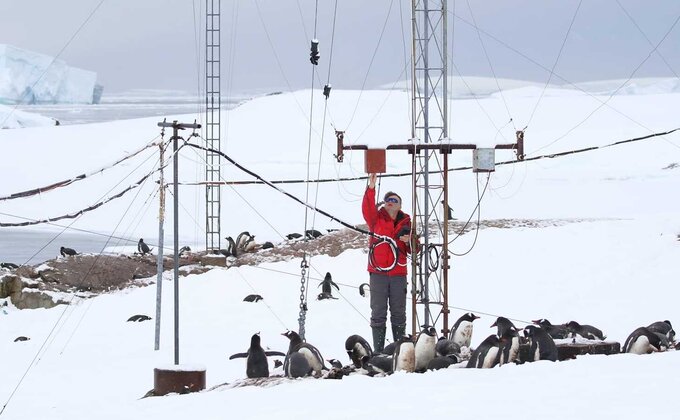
[227,313,677,380]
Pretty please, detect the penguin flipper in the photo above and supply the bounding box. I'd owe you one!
[331,281,339,290]
[264,351,287,357]
[229,352,249,360]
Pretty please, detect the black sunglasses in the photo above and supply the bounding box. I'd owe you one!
[385,197,400,204]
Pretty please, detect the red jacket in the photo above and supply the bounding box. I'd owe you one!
[362,187,411,276]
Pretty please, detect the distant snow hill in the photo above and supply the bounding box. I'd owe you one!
[0,44,103,105]
[0,103,56,129]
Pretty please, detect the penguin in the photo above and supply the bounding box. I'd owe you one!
[361,354,393,376]
[127,314,152,322]
[345,334,373,368]
[261,241,274,250]
[229,333,287,378]
[532,318,570,339]
[305,229,323,239]
[317,292,338,300]
[273,359,283,369]
[178,246,191,256]
[243,236,259,253]
[285,352,313,378]
[466,334,500,369]
[243,294,263,303]
[359,283,370,297]
[60,246,77,257]
[523,325,558,362]
[282,331,326,376]
[427,354,458,370]
[622,327,664,354]
[435,337,461,357]
[382,341,397,355]
[319,272,339,296]
[138,238,152,255]
[647,320,675,343]
[392,335,415,373]
[327,359,344,369]
[566,321,606,341]
[235,231,253,253]
[286,233,303,240]
[0,262,19,270]
[449,312,479,348]
[221,236,237,257]
[492,317,520,366]
[414,326,437,372]
[14,336,30,342]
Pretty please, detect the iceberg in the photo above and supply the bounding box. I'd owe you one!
[0,44,103,105]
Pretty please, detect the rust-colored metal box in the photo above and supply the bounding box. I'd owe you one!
[364,149,386,173]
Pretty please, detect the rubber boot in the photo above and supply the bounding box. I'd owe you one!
[392,324,406,342]
[372,326,386,353]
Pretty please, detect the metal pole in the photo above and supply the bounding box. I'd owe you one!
[422,0,431,328]
[173,124,180,365]
[442,153,450,337]
[154,143,166,351]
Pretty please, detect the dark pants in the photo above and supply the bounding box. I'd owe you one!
[369,273,407,328]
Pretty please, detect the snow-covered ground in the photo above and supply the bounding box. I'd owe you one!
[1,79,679,419]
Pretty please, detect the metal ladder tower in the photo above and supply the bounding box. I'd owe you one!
[410,0,451,336]
[205,0,221,252]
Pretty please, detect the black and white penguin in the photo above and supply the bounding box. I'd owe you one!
[243,294,263,303]
[305,229,324,239]
[243,236,258,253]
[127,314,152,322]
[566,321,606,341]
[319,272,339,296]
[60,246,77,257]
[466,334,500,369]
[178,246,191,256]
[427,354,459,370]
[138,238,151,255]
[327,359,344,369]
[647,320,675,343]
[235,231,253,253]
[492,317,520,366]
[622,327,664,354]
[361,354,393,376]
[282,331,327,376]
[532,318,570,339]
[286,233,303,240]
[392,335,415,372]
[0,262,19,270]
[449,312,479,348]
[285,352,313,378]
[523,325,558,362]
[382,341,397,355]
[221,236,237,257]
[414,326,437,372]
[345,334,373,368]
[229,333,287,378]
[261,241,274,250]
[435,337,461,357]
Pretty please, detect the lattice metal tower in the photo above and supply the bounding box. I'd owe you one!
[205,0,221,252]
[410,0,451,336]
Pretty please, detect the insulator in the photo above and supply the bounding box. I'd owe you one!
[310,39,320,65]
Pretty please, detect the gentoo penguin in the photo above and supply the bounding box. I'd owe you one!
[523,325,558,362]
[449,313,479,348]
[261,241,274,250]
[127,314,152,322]
[0,262,19,270]
[60,246,77,257]
[243,236,258,252]
[229,333,287,378]
[359,283,370,297]
[532,318,570,339]
[138,238,151,255]
[14,336,30,342]
[345,334,373,368]
[243,294,263,303]
[427,354,459,370]
[327,359,343,369]
[235,231,253,252]
[305,229,323,239]
[382,341,397,355]
[282,331,326,376]
[221,236,237,257]
[492,317,520,366]
[647,320,675,343]
[622,327,664,354]
[317,292,338,301]
[435,337,461,357]
[361,354,393,376]
[566,321,606,341]
[286,233,303,240]
[392,335,415,372]
[414,326,437,372]
[178,246,191,256]
[319,272,339,296]
[466,334,500,369]
[285,352,312,378]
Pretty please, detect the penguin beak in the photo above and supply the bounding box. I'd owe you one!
[472,314,480,320]
[490,321,497,327]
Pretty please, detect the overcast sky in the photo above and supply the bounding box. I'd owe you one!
[1,0,679,95]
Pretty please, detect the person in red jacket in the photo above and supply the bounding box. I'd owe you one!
[362,173,411,352]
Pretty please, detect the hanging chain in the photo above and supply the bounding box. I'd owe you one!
[297,254,309,340]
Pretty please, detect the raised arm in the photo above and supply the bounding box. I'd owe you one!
[362,174,378,228]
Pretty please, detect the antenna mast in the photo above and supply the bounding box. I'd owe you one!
[205,0,221,252]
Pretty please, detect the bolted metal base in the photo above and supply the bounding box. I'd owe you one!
[153,366,206,396]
